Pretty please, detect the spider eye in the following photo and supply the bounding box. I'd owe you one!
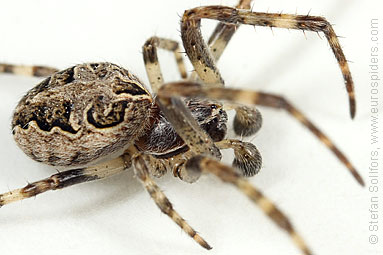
[210,105,217,109]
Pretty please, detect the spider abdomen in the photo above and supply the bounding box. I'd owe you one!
[12,63,152,167]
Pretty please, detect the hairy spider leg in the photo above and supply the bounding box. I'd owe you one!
[143,36,188,93]
[181,6,356,118]
[158,82,364,186]
[0,155,130,207]
[0,63,58,77]
[156,92,312,255]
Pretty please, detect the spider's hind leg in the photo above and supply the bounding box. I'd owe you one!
[0,63,58,77]
[0,155,130,207]
[142,36,187,93]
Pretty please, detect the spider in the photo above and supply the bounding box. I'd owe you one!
[0,0,364,254]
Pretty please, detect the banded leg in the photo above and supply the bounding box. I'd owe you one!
[0,63,58,77]
[185,155,312,255]
[0,155,129,207]
[156,87,312,255]
[181,6,356,118]
[207,0,252,61]
[216,139,262,177]
[133,155,211,250]
[141,154,168,178]
[189,0,253,81]
[142,36,187,93]
[158,82,364,186]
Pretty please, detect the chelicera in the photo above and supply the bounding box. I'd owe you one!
[0,1,363,254]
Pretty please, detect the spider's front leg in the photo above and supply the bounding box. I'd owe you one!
[181,5,356,118]
[158,82,364,186]
[155,94,312,255]
[189,0,253,81]
[0,63,58,77]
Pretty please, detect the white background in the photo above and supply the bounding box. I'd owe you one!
[0,0,380,255]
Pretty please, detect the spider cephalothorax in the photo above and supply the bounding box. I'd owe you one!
[137,98,229,157]
[0,1,363,254]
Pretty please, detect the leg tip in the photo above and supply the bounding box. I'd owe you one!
[349,98,356,119]
[355,173,365,187]
[193,234,213,250]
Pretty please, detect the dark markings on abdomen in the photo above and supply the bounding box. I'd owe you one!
[13,101,77,134]
[87,101,129,128]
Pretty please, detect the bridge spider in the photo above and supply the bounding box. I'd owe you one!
[0,1,363,254]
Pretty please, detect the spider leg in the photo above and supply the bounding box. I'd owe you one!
[143,1,254,86]
[0,155,130,207]
[141,154,169,178]
[181,6,356,118]
[158,82,364,186]
[142,36,187,93]
[132,154,211,250]
[156,91,312,255]
[189,0,253,81]
[0,63,58,77]
[185,155,312,255]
